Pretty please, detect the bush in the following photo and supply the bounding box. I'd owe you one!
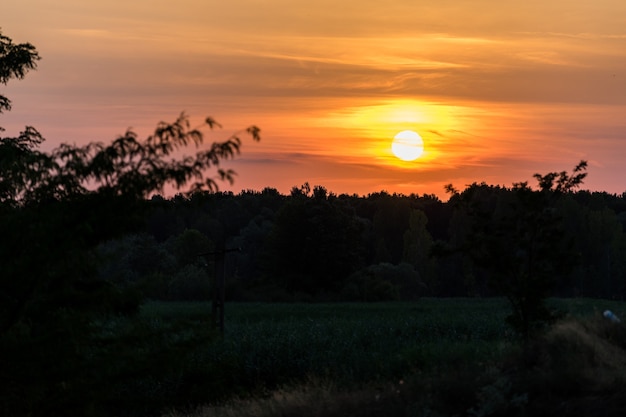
[343,262,424,301]
[167,264,212,301]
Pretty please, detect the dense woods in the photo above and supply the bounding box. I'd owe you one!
[99,176,626,304]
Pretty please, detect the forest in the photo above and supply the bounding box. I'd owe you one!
[104,178,626,304]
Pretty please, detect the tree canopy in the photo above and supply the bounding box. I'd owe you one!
[0,29,39,113]
[444,161,588,337]
[1,27,261,327]
[0,29,261,415]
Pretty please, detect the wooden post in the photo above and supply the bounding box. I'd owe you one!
[200,245,240,335]
[214,244,225,333]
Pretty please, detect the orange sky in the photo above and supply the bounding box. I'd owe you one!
[3,0,626,199]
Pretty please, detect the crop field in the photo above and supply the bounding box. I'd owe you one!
[144,298,514,382]
[133,297,626,417]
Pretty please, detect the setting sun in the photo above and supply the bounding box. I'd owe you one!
[391,130,424,162]
[3,0,626,198]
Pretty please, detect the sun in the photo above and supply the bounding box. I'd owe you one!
[391,130,424,161]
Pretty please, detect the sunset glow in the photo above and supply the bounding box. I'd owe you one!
[3,0,626,198]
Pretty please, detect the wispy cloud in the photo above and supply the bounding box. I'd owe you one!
[4,0,626,197]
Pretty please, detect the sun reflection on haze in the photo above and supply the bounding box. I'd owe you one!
[314,99,479,168]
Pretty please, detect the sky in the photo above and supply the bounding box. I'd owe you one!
[3,0,626,199]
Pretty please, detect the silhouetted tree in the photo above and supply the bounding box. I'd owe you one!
[402,209,437,293]
[0,29,259,415]
[372,194,411,263]
[0,30,39,113]
[447,162,587,338]
[262,185,365,298]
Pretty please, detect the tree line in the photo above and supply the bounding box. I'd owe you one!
[101,169,626,307]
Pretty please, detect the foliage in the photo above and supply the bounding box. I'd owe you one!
[445,161,588,338]
[261,184,366,296]
[343,262,424,301]
[371,193,412,263]
[0,29,259,416]
[1,85,258,330]
[402,208,438,292]
[1,113,259,205]
[1,307,218,417]
[0,30,40,113]
[98,180,626,304]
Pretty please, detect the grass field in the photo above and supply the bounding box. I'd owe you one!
[136,298,626,417]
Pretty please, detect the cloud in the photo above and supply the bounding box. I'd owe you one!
[4,0,626,198]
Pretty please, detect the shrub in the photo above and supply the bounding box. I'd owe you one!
[343,262,424,301]
[167,264,211,301]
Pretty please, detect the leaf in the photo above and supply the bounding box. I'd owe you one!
[205,117,222,129]
[246,125,261,142]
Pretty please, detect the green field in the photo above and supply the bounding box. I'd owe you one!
[147,299,511,386]
[135,298,626,416]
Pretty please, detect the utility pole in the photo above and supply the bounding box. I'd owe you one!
[200,244,240,334]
